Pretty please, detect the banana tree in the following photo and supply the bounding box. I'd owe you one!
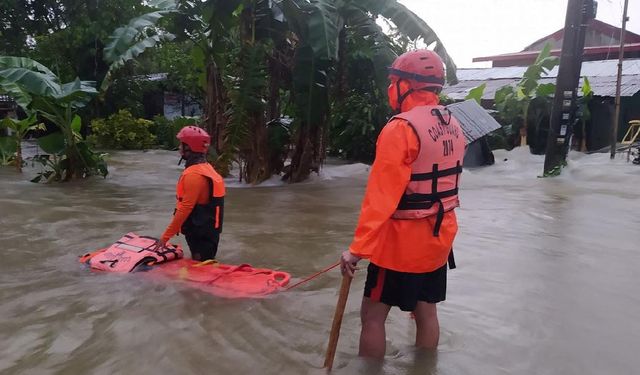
[101,0,179,91]
[0,114,44,172]
[578,76,593,151]
[494,43,559,148]
[104,0,457,183]
[0,56,106,182]
[102,0,243,173]
[278,0,457,182]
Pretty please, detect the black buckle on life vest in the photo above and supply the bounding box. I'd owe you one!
[396,161,461,237]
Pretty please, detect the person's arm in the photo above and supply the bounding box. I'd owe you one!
[160,174,203,243]
[348,120,418,259]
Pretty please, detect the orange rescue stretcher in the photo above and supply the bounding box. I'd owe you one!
[79,233,290,298]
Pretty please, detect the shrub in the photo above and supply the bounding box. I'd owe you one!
[89,110,156,149]
[151,115,199,150]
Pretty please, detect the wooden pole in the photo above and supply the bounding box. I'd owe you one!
[543,0,596,175]
[323,275,353,371]
[610,0,630,159]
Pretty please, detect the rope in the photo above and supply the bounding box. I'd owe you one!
[286,262,340,291]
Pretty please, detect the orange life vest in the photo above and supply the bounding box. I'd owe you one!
[391,105,465,236]
[176,163,225,233]
[79,233,183,272]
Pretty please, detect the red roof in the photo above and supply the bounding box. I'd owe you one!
[474,19,640,65]
[473,43,640,64]
[522,19,640,51]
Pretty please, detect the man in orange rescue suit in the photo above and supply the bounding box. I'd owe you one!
[152,126,225,261]
[340,49,465,358]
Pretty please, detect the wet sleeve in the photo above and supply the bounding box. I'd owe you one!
[161,174,203,242]
[348,120,419,259]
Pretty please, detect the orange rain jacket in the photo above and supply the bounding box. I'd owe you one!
[348,91,461,273]
[161,163,225,243]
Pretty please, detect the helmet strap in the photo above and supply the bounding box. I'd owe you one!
[395,80,415,114]
[393,80,443,114]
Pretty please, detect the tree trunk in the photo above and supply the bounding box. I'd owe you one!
[243,113,271,185]
[267,57,281,122]
[289,123,314,183]
[335,27,348,102]
[204,62,216,144]
[15,140,22,173]
[205,61,231,176]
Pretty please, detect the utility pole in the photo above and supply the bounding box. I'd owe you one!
[610,0,630,159]
[543,0,597,175]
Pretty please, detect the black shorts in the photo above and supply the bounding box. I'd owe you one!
[184,231,220,261]
[364,262,447,312]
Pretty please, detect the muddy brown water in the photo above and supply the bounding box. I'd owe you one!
[1,146,639,374]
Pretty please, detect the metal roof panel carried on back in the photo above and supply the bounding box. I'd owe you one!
[447,100,502,144]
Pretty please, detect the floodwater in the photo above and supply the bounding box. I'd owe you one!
[1,145,639,375]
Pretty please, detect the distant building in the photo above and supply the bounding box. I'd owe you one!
[473,19,640,67]
[444,20,640,152]
[0,94,17,136]
[134,73,202,120]
[0,94,16,116]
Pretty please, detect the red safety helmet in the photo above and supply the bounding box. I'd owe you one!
[388,49,445,91]
[176,126,211,153]
[387,50,445,112]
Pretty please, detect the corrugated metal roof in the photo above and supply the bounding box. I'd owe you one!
[447,100,502,143]
[445,58,640,99]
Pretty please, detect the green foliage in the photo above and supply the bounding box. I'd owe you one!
[575,76,594,151]
[0,114,45,171]
[223,39,270,182]
[540,160,567,178]
[357,0,458,84]
[281,0,340,60]
[438,93,455,105]
[492,43,559,151]
[579,76,593,122]
[329,40,391,162]
[330,92,385,162]
[102,6,178,90]
[89,110,156,149]
[101,74,148,118]
[0,136,17,165]
[0,56,107,181]
[0,56,98,109]
[147,42,204,99]
[465,83,486,104]
[31,128,108,183]
[7,0,149,85]
[104,0,456,183]
[151,115,196,149]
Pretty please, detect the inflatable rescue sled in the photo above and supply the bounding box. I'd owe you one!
[79,233,290,298]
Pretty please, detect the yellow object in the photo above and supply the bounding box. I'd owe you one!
[178,267,189,280]
[194,259,219,267]
[621,120,640,145]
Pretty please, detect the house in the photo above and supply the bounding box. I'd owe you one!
[473,19,640,67]
[0,94,17,136]
[444,20,640,152]
[133,73,202,120]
